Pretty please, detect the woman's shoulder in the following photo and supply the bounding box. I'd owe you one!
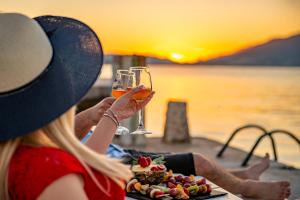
[8,145,85,200]
[10,144,85,173]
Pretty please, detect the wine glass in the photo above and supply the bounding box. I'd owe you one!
[111,70,134,135]
[129,66,152,134]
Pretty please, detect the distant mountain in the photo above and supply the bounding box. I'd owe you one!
[104,54,175,64]
[146,56,175,64]
[199,34,300,66]
[105,34,300,66]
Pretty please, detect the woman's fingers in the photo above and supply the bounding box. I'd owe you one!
[122,85,145,98]
[98,97,115,108]
[137,91,155,109]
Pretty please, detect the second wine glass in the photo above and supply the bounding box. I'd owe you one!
[129,66,152,135]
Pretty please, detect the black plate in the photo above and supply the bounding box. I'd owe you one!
[126,189,227,200]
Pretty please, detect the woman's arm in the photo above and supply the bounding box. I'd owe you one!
[74,109,95,140]
[75,97,115,140]
[84,114,118,153]
[85,86,154,154]
[37,174,88,200]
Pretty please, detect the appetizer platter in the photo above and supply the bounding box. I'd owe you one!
[126,156,227,199]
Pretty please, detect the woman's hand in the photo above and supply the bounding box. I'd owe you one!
[84,86,154,153]
[110,86,155,121]
[75,97,115,139]
[86,97,116,126]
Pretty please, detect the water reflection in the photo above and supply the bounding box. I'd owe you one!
[146,65,300,167]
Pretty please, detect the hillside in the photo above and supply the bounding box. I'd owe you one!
[200,34,300,66]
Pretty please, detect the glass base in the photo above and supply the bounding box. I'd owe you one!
[115,126,130,135]
[130,128,152,135]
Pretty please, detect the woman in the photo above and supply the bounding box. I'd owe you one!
[0,13,154,199]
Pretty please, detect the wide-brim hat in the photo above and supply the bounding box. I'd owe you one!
[0,13,103,140]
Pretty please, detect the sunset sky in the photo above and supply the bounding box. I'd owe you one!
[1,0,300,63]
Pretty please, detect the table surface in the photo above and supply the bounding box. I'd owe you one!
[126,176,242,200]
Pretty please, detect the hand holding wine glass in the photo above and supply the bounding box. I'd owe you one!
[86,97,116,126]
[111,70,154,135]
[110,85,155,121]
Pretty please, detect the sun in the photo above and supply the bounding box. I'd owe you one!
[168,52,200,63]
[169,53,184,63]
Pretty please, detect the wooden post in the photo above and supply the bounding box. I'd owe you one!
[163,101,190,143]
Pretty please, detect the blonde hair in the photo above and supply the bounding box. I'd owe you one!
[0,107,132,199]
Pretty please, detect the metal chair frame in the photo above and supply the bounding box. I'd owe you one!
[216,124,300,166]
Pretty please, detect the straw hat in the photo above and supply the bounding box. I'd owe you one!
[0,13,103,140]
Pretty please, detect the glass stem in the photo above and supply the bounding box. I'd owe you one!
[138,108,144,130]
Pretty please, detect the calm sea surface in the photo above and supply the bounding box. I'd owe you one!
[147,65,300,167]
[101,65,300,167]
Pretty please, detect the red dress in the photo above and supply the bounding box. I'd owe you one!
[8,145,125,200]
